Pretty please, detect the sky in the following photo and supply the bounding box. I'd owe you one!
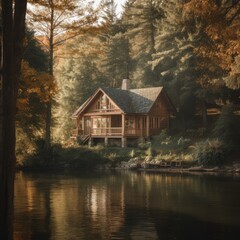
[93,0,128,16]
[115,0,128,15]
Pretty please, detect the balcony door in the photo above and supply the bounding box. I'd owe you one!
[92,117,110,135]
[84,117,91,135]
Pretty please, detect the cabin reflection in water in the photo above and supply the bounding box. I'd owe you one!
[14,172,240,240]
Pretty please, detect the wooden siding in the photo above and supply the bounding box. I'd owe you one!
[148,93,170,135]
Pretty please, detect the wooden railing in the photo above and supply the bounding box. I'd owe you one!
[91,127,122,136]
[73,128,147,137]
[89,108,120,113]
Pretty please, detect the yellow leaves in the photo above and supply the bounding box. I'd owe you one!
[184,0,240,88]
[18,60,57,111]
[184,0,217,20]
[38,73,57,101]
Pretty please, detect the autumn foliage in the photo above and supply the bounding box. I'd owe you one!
[184,0,240,89]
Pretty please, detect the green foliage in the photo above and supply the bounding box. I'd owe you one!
[124,0,163,86]
[100,1,133,88]
[129,149,135,158]
[54,56,106,141]
[22,145,136,169]
[17,30,52,147]
[192,139,225,166]
[138,141,151,150]
[145,146,154,157]
[102,30,132,87]
[150,130,191,154]
[23,30,49,72]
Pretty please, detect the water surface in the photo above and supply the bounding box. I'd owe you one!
[14,171,240,240]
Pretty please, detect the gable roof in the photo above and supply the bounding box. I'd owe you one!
[101,87,164,113]
[72,86,176,118]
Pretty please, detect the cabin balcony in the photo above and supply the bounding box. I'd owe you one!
[72,114,168,140]
[72,127,146,138]
[91,127,122,136]
[91,127,146,137]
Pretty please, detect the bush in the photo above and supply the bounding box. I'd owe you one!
[138,141,151,150]
[192,139,225,166]
[151,130,191,154]
[145,146,153,157]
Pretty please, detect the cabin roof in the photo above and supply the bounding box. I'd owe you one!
[72,86,176,118]
[101,87,164,114]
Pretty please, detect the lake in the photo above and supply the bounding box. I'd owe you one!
[14,171,240,240]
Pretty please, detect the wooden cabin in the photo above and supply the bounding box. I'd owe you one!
[72,79,176,147]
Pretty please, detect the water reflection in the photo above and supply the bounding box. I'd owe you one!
[14,171,240,240]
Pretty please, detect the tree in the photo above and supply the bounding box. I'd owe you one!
[23,30,49,72]
[27,0,97,150]
[0,1,27,239]
[151,0,229,127]
[184,0,240,90]
[99,0,132,88]
[180,0,240,125]
[124,0,163,86]
[17,61,55,138]
[150,0,200,124]
[19,30,53,136]
[53,24,110,142]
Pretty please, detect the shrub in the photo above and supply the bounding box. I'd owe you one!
[192,139,225,166]
[129,149,135,158]
[145,146,153,157]
[151,130,191,154]
[138,141,151,150]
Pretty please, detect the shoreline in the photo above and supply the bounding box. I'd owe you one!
[18,163,240,177]
[136,166,240,176]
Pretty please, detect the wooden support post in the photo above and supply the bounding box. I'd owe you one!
[82,116,85,135]
[104,137,108,147]
[146,115,150,137]
[122,114,125,136]
[88,137,92,147]
[76,118,79,135]
[121,137,127,148]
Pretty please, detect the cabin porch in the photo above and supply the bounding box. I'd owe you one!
[73,114,148,138]
[72,113,169,147]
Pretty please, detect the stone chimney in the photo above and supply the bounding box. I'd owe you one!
[121,79,131,90]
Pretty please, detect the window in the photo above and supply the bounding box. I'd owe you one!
[142,117,146,129]
[154,117,159,128]
[125,117,134,129]
[136,117,141,129]
[96,100,100,110]
[150,117,154,129]
[101,95,107,109]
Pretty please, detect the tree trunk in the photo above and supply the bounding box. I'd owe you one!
[44,101,52,150]
[0,11,3,184]
[0,1,27,239]
[44,6,54,151]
